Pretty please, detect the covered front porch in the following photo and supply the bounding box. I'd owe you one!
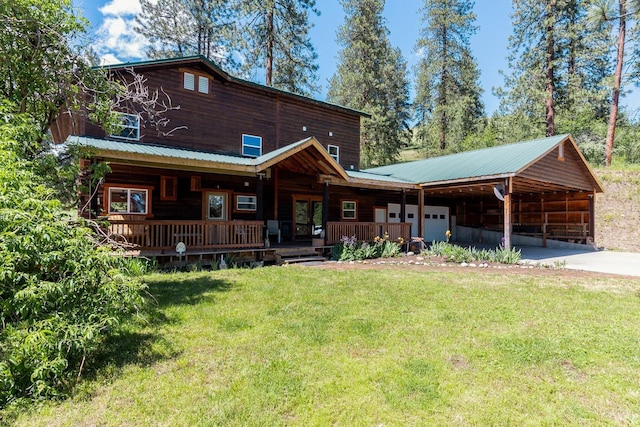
[106,219,412,252]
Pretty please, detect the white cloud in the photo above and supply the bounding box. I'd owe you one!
[99,0,142,16]
[99,53,121,66]
[95,0,148,63]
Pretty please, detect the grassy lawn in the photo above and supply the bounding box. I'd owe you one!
[7,266,640,426]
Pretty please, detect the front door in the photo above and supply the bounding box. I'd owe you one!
[205,191,228,220]
[293,196,322,239]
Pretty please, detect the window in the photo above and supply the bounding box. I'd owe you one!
[198,75,209,94]
[107,187,148,214]
[242,134,262,157]
[341,200,357,220]
[206,192,227,220]
[110,112,140,140]
[236,195,257,211]
[327,145,339,162]
[184,72,210,94]
[160,176,177,201]
[184,72,195,90]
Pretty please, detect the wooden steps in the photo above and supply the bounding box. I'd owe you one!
[275,246,327,265]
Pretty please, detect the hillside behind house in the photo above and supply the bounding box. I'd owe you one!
[595,168,640,252]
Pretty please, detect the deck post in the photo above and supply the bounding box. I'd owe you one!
[588,191,595,242]
[418,189,424,239]
[503,177,512,249]
[400,189,406,223]
[322,180,330,244]
[256,176,264,221]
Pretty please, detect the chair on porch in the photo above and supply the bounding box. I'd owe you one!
[266,220,281,244]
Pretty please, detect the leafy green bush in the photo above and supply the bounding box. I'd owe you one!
[0,115,146,406]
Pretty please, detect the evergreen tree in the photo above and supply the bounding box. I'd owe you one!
[327,0,411,168]
[498,0,612,141]
[135,0,238,70]
[239,0,320,96]
[589,0,640,166]
[414,0,484,152]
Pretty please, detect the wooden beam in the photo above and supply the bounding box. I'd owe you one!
[503,177,513,249]
[418,189,425,239]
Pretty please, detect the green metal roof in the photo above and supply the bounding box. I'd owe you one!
[346,170,415,184]
[66,136,255,166]
[364,134,570,185]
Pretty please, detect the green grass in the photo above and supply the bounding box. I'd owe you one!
[5,267,640,426]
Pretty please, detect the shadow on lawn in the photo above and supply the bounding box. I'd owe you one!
[82,274,233,383]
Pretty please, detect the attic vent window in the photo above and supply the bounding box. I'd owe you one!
[184,72,195,90]
[198,75,209,94]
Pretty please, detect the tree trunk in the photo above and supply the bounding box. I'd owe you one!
[439,24,447,150]
[544,0,556,137]
[605,0,626,167]
[265,8,274,86]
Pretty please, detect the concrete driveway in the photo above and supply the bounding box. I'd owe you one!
[518,247,640,277]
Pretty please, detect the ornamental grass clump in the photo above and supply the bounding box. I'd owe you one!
[425,241,521,265]
[331,233,402,261]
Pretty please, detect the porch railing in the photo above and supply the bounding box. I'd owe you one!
[107,220,264,251]
[326,222,412,245]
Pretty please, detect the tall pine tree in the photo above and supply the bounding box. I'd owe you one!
[135,0,238,71]
[414,0,483,152]
[327,0,411,168]
[239,0,320,96]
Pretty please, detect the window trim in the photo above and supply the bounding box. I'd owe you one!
[160,176,177,201]
[327,144,339,162]
[242,134,263,157]
[104,184,152,216]
[110,112,140,141]
[341,199,357,220]
[235,194,257,212]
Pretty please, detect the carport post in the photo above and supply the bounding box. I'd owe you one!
[503,177,512,249]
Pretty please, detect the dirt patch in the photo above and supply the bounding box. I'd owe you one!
[595,168,640,252]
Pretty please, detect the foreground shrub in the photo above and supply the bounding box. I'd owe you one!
[426,241,521,264]
[0,119,146,406]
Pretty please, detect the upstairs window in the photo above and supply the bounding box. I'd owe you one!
[242,134,262,157]
[198,75,209,94]
[328,144,339,162]
[184,71,210,94]
[110,112,140,140]
[184,72,195,90]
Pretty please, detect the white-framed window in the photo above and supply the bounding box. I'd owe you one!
[198,75,209,94]
[184,72,195,90]
[110,112,140,141]
[206,192,227,220]
[327,144,339,162]
[242,134,262,157]
[236,195,257,211]
[108,187,148,214]
[341,200,357,220]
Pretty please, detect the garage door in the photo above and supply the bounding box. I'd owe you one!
[423,206,449,242]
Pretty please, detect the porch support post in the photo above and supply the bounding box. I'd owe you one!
[322,180,330,244]
[417,189,425,238]
[400,189,406,223]
[256,176,264,221]
[588,191,595,242]
[503,177,512,249]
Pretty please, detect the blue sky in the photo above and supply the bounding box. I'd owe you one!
[73,0,512,114]
[74,0,637,116]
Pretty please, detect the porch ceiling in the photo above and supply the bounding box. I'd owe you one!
[422,176,593,198]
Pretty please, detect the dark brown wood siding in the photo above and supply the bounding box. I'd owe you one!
[520,145,597,191]
[76,64,362,169]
